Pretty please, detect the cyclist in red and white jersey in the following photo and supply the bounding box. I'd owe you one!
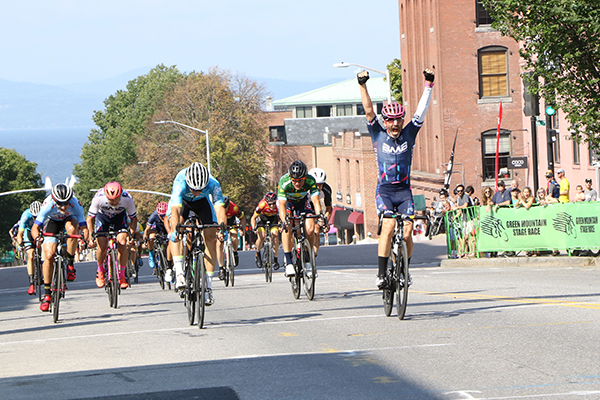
[250,191,280,270]
[86,182,138,290]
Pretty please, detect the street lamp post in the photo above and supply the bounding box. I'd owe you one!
[154,120,211,175]
[333,62,392,104]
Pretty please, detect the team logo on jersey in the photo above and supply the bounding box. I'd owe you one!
[382,141,408,155]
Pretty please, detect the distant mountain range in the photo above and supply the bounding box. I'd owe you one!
[0,67,339,130]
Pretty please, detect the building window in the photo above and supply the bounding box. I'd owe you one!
[356,104,365,115]
[296,106,312,118]
[376,103,384,115]
[336,104,353,116]
[269,126,286,143]
[355,160,361,191]
[590,147,598,166]
[476,0,493,26]
[316,105,331,117]
[482,129,512,181]
[336,158,342,192]
[573,139,581,165]
[478,46,508,98]
[346,159,351,194]
[554,132,561,164]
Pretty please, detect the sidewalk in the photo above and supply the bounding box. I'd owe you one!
[441,252,600,268]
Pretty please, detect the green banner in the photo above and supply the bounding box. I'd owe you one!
[476,203,600,252]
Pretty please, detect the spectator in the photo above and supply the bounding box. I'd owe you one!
[556,168,570,202]
[545,170,560,199]
[510,179,519,193]
[454,184,472,209]
[584,178,598,201]
[489,180,511,212]
[516,187,535,209]
[536,188,557,206]
[510,187,521,205]
[465,185,480,206]
[481,187,494,206]
[573,185,586,202]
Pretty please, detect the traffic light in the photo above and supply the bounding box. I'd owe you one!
[523,76,539,116]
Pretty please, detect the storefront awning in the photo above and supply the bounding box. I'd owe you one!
[330,207,353,230]
[348,211,364,225]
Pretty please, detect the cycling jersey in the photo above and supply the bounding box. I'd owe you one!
[225,200,242,218]
[18,208,36,232]
[88,188,137,220]
[367,85,432,189]
[318,182,332,207]
[146,210,168,234]
[255,199,278,217]
[168,168,224,218]
[35,195,87,228]
[277,174,319,203]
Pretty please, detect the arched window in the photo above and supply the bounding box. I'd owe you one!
[478,46,509,98]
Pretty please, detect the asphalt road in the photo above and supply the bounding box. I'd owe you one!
[2,237,600,400]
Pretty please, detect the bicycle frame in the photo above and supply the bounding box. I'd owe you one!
[287,213,320,301]
[95,229,128,309]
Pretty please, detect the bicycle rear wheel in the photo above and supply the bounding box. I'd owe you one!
[156,249,166,290]
[395,241,409,320]
[228,245,235,287]
[301,241,316,300]
[383,256,395,317]
[52,258,63,323]
[196,252,207,329]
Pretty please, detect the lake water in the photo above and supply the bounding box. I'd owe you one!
[0,127,91,186]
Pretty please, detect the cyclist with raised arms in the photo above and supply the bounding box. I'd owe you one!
[358,68,435,289]
[251,191,281,270]
[31,184,89,312]
[308,168,333,257]
[16,201,42,295]
[216,196,245,280]
[167,162,226,306]
[144,201,172,272]
[277,160,323,277]
[86,182,138,290]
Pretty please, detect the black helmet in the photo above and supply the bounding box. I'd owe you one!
[52,183,73,205]
[289,160,307,179]
[265,191,276,203]
[439,188,449,197]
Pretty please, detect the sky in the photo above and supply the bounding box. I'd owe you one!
[0,0,400,85]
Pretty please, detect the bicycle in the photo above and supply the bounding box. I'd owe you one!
[177,217,220,329]
[95,229,128,309]
[286,213,322,301]
[258,221,276,283]
[125,237,141,285]
[221,224,240,287]
[42,231,81,323]
[31,241,44,302]
[377,212,424,320]
[152,234,171,291]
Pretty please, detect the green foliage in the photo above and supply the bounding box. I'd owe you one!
[0,148,44,251]
[387,58,403,103]
[482,0,600,148]
[74,64,185,208]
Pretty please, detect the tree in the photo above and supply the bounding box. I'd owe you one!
[0,148,44,251]
[74,65,185,208]
[121,68,269,217]
[387,58,403,103]
[482,0,600,148]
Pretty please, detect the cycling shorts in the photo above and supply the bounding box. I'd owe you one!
[285,198,315,217]
[43,217,78,244]
[95,210,128,233]
[182,198,216,225]
[256,214,280,234]
[376,184,414,217]
[21,230,35,250]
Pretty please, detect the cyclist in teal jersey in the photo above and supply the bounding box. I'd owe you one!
[16,201,42,295]
[277,160,323,277]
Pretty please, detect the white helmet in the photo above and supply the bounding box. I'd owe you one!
[308,168,326,184]
[185,162,209,191]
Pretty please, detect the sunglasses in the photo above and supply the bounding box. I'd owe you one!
[383,117,404,122]
[56,201,69,207]
[291,178,305,183]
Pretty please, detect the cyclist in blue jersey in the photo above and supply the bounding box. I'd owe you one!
[16,201,42,295]
[358,68,435,289]
[167,162,226,306]
[31,184,89,312]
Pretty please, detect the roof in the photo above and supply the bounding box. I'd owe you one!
[272,77,388,107]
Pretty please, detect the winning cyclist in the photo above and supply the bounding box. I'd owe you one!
[144,201,172,272]
[250,191,281,270]
[16,201,42,295]
[358,68,435,289]
[216,196,245,280]
[167,162,226,306]
[31,184,89,312]
[277,160,323,277]
[308,168,332,257]
[87,182,138,290]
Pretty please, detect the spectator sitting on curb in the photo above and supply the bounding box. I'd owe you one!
[584,178,597,201]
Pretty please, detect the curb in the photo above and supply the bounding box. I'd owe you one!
[440,256,600,268]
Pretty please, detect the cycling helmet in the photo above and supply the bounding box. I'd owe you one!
[289,160,307,179]
[381,101,405,120]
[51,183,73,205]
[30,201,42,217]
[156,201,168,216]
[223,196,230,210]
[264,191,276,203]
[308,168,327,184]
[185,162,209,191]
[104,181,122,200]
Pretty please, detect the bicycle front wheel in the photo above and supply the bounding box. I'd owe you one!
[301,241,316,301]
[195,253,207,329]
[52,258,63,323]
[383,255,395,317]
[395,241,409,320]
[227,245,235,287]
[156,249,166,290]
[109,248,119,309]
[184,250,195,326]
[35,252,44,302]
[263,242,272,283]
